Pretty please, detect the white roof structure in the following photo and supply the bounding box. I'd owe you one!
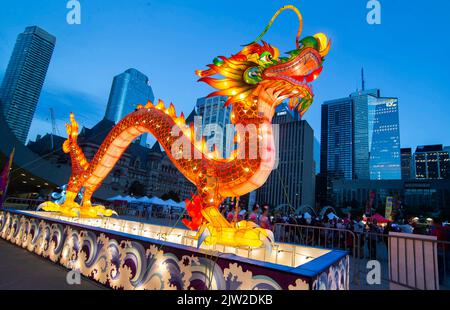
[165,199,180,207]
[107,195,125,201]
[148,197,167,205]
[135,196,152,203]
[121,195,137,202]
[327,212,339,220]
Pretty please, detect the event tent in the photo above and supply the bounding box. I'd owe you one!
[148,197,167,206]
[107,195,125,201]
[135,196,152,203]
[121,195,137,202]
[165,199,180,207]
[327,212,339,220]
[369,213,391,223]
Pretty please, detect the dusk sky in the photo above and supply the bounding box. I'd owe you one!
[1,0,449,148]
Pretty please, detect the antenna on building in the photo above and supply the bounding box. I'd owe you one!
[361,67,366,91]
[49,107,60,149]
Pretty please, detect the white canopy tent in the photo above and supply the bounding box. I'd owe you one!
[148,197,167,206]
[135,196,152,203]
[165,199,180,207]
[327,212,339,220]
[121,195,137,202]
[303,212,312,219]
[107,195,125,201]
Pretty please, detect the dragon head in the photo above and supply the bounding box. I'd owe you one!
[196,5,330,118]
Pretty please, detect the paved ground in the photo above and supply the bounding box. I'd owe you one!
[0,239,105,290]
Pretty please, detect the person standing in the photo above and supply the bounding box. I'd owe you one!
[227,206,236,223]
[353,217,365,258]
[248,204,260,225]
[368,219,379,260]
[259,205,272,230]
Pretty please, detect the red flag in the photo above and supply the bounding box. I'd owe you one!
[0,147,15,207]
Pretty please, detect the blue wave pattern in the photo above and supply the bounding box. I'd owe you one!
[0,211,348,290]
[311,255,349,290]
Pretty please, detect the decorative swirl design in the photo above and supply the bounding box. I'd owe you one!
[312,255,349,290]
[0,211,348,290]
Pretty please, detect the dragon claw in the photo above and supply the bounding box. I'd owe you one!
[80,202,117,218]
[39,201,81,217]
[38,200,116,218]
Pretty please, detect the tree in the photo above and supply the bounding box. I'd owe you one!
[161,191,180,202]
[128,181,145,197]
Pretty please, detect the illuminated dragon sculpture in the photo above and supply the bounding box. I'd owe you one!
[41,5,330,249]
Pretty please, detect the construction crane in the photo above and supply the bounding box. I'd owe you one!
[49,108,60,149]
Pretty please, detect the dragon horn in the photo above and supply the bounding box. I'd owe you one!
[243,5,303,49]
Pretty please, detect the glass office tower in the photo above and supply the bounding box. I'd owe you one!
[104,68,155,147]
[0,26,56,143]
[320,89,401,183]
[321,97,354,180]
[350,89,379,179]
[368,97,401,180]
[196,95,233,158]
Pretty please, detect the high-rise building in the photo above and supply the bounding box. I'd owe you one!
[0,26,56,143]
[401,148,413,180]
[321,97,353,181]
[414,145,449,179]
[195,95,234,158]
[367,96,401,180]
[256,104,315,209]
[104,68,155,147]
[319,87,401,202]
[313,137,320,174]
[351,89,380,179]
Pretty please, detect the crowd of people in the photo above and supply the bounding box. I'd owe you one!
[220,203,273,230]
[219,203,450,260]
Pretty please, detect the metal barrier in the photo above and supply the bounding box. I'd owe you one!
[273,222,450,290]
[3,197,44,209]
[274,223,357,256]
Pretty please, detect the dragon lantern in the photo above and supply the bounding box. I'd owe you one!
[40,5,331,249]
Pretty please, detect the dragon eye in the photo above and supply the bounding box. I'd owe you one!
[244,67,261,84]
[259,51,272,64]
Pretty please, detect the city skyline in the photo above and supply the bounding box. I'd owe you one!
[1,0,449,149]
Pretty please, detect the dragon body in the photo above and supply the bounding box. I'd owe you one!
[41,5,330,249]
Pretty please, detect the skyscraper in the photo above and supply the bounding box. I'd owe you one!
[195,95,234,158]
[350,89,380,179]
[0,26,56,143]
[320,88,401,192]
[256,104,315,209]
[367,96,401,180]
[104,68,155,147]
[320,97,353,181]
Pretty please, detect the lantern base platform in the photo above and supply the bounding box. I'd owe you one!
[0,209,349,290]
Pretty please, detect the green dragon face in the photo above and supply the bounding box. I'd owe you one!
[196,33,330,117]
[196,6,331,117]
